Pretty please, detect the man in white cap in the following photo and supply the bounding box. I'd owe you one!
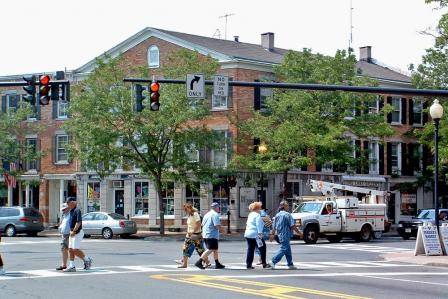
[56,202,71,271]
[195,202,225,269]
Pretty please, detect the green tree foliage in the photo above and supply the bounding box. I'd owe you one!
[64,50,221,234]
[233,49,393,199]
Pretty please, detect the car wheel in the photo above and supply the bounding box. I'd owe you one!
[372,231,383,239]
[102,228,113,239]
[303,225,319,244]
[327,234,343,243]
[357,225,372,242]
[5,225,17,237]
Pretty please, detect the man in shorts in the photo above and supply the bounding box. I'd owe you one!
[64,197,93,272]
[195,202,225,269]
[56,203,71,271]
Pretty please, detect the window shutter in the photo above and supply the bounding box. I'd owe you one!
[363,140,369,174]
[379,143,384,175]
[226,131,233,164]
[401,98,407,124]
[401,143,408,176]
[254,80,261,110]
[355,140,361,174]
[68,135,73,163]
[408,143,415,175]
[37,138,41,171]
[386,97,392,123]
[52,98,58,119]
[409,98,414,125]
[53,135,57,164]
[378,96,384,111]
[386,142,392,175]
[227,77,233,109]
[423,100,428,124]
[1,95,6,113]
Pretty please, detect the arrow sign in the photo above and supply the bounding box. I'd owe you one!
[186,74,205,99]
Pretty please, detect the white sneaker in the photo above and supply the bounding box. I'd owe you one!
[269,262,276,270]
[0,268,5,275]
[63,267,76,273]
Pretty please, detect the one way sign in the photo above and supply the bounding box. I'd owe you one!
[186,74,205,99]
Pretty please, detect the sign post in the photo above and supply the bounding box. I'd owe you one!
[186,74,205,99]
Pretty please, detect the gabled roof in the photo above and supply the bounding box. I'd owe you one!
[356,60,411,84]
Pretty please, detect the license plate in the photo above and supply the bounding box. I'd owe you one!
[405,228,411,233]
[32,220,38,224]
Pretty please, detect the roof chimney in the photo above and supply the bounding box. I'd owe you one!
[234,36,239,42]
[261,32,274,51]
[359,46,372,63]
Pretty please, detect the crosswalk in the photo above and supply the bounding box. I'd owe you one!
[306,243,411,254]
[0,260,417,281]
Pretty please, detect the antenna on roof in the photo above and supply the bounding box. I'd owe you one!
[219,13,234,40]
[212,28,221,39]
[349,0,354,52]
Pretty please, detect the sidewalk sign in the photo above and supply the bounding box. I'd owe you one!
[239,187,256,218]
[439,224,448,256]
[414,223,443,256]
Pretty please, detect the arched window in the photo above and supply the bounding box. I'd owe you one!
[147,45,160,68]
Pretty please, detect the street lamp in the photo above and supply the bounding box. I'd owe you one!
[430,99,444,232]
[258,143,268,207]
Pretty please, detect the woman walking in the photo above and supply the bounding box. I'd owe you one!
[178,202,209,268]
[244,202,271,269]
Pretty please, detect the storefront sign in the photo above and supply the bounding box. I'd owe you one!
[415,224,443,256]
[401,193,417,204]
[439,224,448,255]
[239,187,256,218]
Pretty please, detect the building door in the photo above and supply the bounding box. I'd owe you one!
[114,189,124,216]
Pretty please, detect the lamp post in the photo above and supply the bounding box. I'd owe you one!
[430,99,444,232]
[258,143,268,208]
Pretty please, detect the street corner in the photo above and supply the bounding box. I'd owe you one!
[381,250,448,267]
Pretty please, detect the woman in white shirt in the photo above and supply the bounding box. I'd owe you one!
[244,202,271,269]
[178,202,209,268]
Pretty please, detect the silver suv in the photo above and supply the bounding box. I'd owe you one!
[0,207,44,237]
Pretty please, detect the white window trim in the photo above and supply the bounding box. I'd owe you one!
[148,45,160,68]
[391,97,402,125]
[57,101,69,120]
[369,142,379,175]
[412,99,423,127]
[56,134,69,164]
[211,95,228,111]
[391,143,402,174]
[211,130,229,168]
[133,180,150,216]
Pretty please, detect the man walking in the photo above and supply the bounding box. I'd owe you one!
[195,202,225,269]
[56,202,71,271]
[269,201,301,270]
[64,197,93,272]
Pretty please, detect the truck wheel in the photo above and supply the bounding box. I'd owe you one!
[327,235,342,243]
[372,231,383,239]
[303,225,319,244]
[357,225,372,242]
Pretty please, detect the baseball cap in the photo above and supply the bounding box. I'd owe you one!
[61,203,69,210]
[211,202,220,208]
[66,197,77,203]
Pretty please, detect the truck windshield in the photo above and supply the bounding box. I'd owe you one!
[416,210,435,219]
[294,203,323,214]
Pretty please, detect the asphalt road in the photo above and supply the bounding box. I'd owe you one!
[1,235,447,299]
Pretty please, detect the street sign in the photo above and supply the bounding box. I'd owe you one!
[213,75,229,97]
[186,74,205,99]
[414,223,443,256]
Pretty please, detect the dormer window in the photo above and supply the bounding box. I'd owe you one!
[148,45,160,68]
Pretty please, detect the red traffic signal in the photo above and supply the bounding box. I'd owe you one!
[39,75,50,85]
[39,75,51,105]
[150,82,160,111]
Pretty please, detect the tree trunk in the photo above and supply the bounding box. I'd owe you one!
[282,169,288,201]
[154,177,165,235]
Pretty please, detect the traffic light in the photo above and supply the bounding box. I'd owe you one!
[22,75,36,105]
[38,75,51,105]
[134,84,146,112]
[149,82,160,111]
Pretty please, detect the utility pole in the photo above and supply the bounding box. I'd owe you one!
[219,13,234,40]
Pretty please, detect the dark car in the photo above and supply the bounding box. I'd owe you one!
[0,207,45,237]
[397,209,448,240]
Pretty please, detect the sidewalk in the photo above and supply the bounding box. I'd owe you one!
[381,251,448,267]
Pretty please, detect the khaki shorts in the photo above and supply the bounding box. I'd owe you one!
[68,230,84,249]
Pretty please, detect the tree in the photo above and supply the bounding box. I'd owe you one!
[232,49,393,200]
[64,50,222,234]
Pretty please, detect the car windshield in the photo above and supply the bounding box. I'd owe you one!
[108,213,126,220]
[416,210,435,220]
[293,202,323,214]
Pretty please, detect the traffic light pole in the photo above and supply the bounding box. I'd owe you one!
[124,78,448,97]
[0,80,70,87]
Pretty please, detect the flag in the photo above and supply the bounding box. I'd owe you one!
[4,162,17,188]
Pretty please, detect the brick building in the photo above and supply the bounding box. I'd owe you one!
[0,28,431,229]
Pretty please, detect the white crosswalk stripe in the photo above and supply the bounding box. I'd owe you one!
[0,260,419,281]
[307,243,411,253]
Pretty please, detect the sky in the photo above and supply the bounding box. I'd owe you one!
[0,0,445,76]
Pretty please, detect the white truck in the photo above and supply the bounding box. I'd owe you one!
[292,180,387,244]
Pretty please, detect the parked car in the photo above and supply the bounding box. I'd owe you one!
[0,207,44,237]
[82,212,137,239]
[397,209,448,240]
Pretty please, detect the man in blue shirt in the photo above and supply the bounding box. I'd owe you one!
[195,202,225,269]
[269,201,301,270]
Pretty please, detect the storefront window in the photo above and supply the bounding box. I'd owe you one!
[134,181,149,215]
[161,182,174,216]
[212,182,228,215]
[400,193,417,216]
[186,183,200,211]
[86,182,100,212]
